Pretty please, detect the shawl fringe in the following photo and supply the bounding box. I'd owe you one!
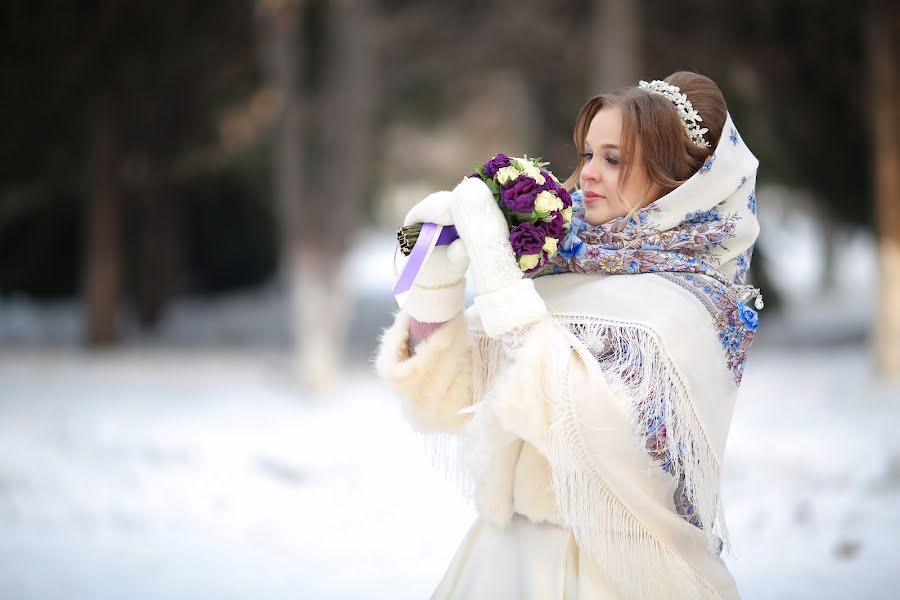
[555,315,731,556]
[549,398,724,600]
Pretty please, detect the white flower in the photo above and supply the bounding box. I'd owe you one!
[518,253,541,271]
[542,237,558,255]
[561,207,573,223]
[528,168,546,185]
[496,165,521,185]
[512,156,545,185]
[534,191,563,213]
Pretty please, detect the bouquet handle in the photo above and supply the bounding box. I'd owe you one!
[391,223,459,301]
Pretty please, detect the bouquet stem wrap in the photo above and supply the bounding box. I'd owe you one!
[392,223,458,300]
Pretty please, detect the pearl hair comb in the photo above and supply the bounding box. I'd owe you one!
[638,79,711,149]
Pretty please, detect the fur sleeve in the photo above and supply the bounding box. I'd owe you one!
[374,310,474,434]
[482,316,559,455]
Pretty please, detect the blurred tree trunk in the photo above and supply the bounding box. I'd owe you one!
[868,0,900,379]
[307,0,377,393]
[135,163,181,329]
[257,0,376,394]
[83,91,123,346]
[819,215,840,295]
[591,0,641,93]
[256,0,309,383]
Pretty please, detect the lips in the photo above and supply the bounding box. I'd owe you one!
[583,191,606,205]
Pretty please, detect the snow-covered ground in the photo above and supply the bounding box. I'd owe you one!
[0,351,474,600]
[0,342,898,600]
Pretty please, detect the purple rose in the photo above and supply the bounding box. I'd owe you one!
[482,153,511,178]
[541,171,558,191]
[556,186,572,208]
[508,222,546,256]
[538,212,565,239]
[501,175,539,213]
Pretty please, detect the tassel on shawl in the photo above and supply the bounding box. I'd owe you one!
[549,401,725,600]
[536,316,730,599]
[554,315,731,556]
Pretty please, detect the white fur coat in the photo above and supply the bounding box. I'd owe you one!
[376,271,743,599]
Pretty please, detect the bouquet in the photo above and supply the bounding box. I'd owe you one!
[397,153,573,273]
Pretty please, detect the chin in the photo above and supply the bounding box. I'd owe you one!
[585,207,622,226]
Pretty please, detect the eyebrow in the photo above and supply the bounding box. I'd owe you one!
[585,142,619,150]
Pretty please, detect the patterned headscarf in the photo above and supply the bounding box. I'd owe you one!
[530,113,763,385]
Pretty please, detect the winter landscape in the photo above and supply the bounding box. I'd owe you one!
[7,3,900,598]
[2,214,899,600]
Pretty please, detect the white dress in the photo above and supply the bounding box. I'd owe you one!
[432,515,618,599]
[377,273,746,599]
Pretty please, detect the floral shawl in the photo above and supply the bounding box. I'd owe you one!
[530,113,762,385]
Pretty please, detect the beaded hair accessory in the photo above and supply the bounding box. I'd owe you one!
[638,79,711,148]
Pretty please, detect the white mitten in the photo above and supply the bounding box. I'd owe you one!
[448,177,521,295]
[449,178,547,337]
[397,191,469,323]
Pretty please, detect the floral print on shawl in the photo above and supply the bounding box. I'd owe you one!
[589,329,722,549]
[532,186,760,385]
[656,272,759,385]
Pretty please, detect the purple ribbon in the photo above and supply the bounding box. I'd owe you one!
[436,224,459,246]
[392,223,459,297]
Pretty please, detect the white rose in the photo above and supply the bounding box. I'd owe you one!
[511,157,545,185]
[534,191,563,213]
[523,165,545,185]
[517,253,541,271]
[561,207,573,223]
[542,237,558,255]
[496,165,521,185]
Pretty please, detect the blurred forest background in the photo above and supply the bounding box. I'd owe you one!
[2,0,898,387]
[2,1,900,598]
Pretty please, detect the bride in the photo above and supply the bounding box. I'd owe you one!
[376,70,762,599]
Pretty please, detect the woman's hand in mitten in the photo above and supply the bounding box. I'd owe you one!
[448,177,547,338]
[398,191,469,323]
[448,177,522,296]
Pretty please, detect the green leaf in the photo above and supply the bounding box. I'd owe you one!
[511,211,539,224]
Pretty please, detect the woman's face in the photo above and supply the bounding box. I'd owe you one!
[579,106,664,226]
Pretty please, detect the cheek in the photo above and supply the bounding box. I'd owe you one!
[601,166,621,199]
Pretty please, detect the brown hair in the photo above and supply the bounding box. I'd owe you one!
[562,71,727,216]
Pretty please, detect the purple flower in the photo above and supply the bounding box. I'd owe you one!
[508,222,545,256]
[538,212,564,239]
[482,153,511,178]
[501,175,539,213]
[542,171,558,191]
[556,187,572,208]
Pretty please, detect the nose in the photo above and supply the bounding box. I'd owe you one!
[581,156,600,184]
